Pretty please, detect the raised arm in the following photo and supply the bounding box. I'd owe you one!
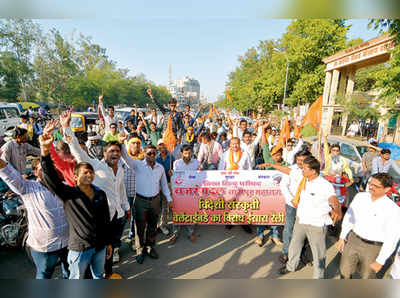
[118,133,141,170]
[146,88,168,114]
[26,142,41,156]
[60,111,99,167]
[189,105,204,127]
[98,94,107,119]
[253,122,265,146]
[39,134,70,200]
[0,159,27,195]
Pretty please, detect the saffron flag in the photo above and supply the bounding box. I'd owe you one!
[294,124,301,139]
[213,105,220,116]
[163,115,177,153]
[271,116,290,155]
[300,96,323,130]
[208,104,213,119]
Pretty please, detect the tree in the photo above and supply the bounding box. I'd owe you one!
[225,19,349,112]
[33,28,79,105]
[369,19,400,114]
[0,19,42,100]
[0,51,21,101]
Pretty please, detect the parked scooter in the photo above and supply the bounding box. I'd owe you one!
[0,190,30,260]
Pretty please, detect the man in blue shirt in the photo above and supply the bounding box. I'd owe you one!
[155,140,175,236]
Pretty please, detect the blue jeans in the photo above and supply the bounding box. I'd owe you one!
[257,225,279,239]
[282,204,297,255]
[30,247,69,279]
[128,196,136,238]
[67,247,106,279]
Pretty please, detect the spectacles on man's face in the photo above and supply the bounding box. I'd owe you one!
[146,151,156,156]
[287,144,293,147]
[331,149,340,152]
[369,183,384,189]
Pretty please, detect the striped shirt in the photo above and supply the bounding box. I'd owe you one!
[1,140,41,174]
[0,164,68,252]
[120,160,136,198]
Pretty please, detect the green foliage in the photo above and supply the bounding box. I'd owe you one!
[0,19,169,108]
[370,19,400,112]
[354,64,387,92]
[0,51,21,101]
[300,124,318,137]
[225,19,349,112]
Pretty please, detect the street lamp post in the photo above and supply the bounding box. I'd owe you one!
[274,48,289,109]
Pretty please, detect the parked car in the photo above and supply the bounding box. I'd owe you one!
[0,102,22,137]
[308,135,371,178]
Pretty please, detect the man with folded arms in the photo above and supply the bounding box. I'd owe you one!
[337,173,400,279]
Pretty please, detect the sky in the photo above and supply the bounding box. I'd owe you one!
[35,18,381,102]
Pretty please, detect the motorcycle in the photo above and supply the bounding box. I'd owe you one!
[0,190,31,260]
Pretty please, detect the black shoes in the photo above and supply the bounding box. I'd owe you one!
[136,254,145,264]
[147,248,159,259]
[241,225,252,234]
[279,254,288,264]
[278,266,292,275]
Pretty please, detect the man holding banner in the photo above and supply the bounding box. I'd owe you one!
[169,145,201,244]
[218,137,252,233]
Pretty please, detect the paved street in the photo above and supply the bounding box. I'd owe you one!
[0,225,344,279]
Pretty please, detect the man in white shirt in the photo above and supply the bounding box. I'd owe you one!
[279,156,342,279]
[233,121,265,169]
[346,121,360,137]
[337,173,400,279]
[282,138,304,165]
[266,150,313,264]
[60,111,131,276]
[170,145,200,244]
[98,94,117,134]
[119,135,172,265]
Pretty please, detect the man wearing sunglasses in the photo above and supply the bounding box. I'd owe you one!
[282,137,304,165]
[119,133,172,265]
[322,134,353,183]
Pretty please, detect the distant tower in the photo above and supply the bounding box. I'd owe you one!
[168,64,172,89]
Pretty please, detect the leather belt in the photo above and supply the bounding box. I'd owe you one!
[136,193,159,201]
[353,231,383,246]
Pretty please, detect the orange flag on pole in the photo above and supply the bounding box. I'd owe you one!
[208,104,213,119]
[162,115,177,153]
[213,105,220,116]
[294,124,301,139]
[300,96,323,130]
[271,116,290,155]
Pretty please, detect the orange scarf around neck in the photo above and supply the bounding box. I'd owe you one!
[291,177,306,208]
[228,149,242,170]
